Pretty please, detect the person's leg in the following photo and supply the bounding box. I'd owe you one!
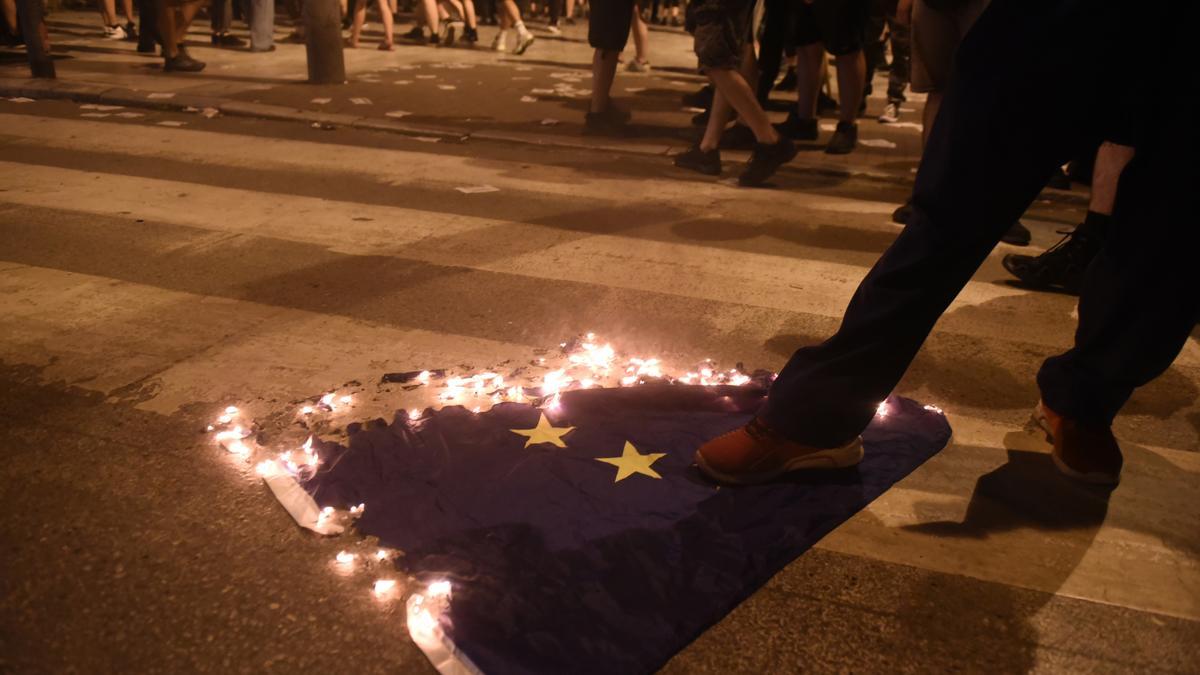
[699,87,734,151]
[629,2,649,66]
[760,0,1116,446]
[210,0,230,36]
[422,0,439,36]
[833,50,865,124]
[885,13,909,102]
[157,0,179,55]
[755,0,790,105]
[100,0,118,27]
[250,0,275,48]
[120,0,136,24]
[349,0,366,44]
[793,42,823,119]
[591,49,620,112]
[2,0,18,34]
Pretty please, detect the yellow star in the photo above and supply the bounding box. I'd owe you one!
[510,413,574,448]
[595,442,667,482]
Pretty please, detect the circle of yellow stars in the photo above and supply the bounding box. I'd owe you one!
[509,413,666,483]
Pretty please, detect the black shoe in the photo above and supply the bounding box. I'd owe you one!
[719,124,756,151]
[817,91,838,115]
[691,108,710,127]
[825,121,857,154]
[584,104,632,136]
[674,145,722,176]
[1000,221,1032,246]
[892,200,913,225]
[1001,225,1099,293]
[738,137,797,187]
[212,32,246,47]
[123,21,138,40]
[774,111,818,141]
[774,68,797,91]
[463,26,478,43]
[402,26,424,41]
[428,33,440,45]
[1046,166,1071,190]
[164,53,206,72]
[681,84,713,108]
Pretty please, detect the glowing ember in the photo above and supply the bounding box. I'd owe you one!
[923,404,944,414]
[336,551,356,565]
[224,406,238,415]
[373,579,398,598]
[301,405,314,415]
[320,393,336,409]
[376,549,389,561]
[339,395,353,405]
[408,409,421,421]
[217,413,233,425]
[255,460,277,476]
[416,370,431,384]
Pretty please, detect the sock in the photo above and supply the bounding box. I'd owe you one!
[515,20,530,37]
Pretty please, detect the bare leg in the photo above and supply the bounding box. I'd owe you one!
[630,4,648,65]
[921,90,941,147]
[1089,142,1135,215]
[442,0,465,21]
[2,0,18,33]
[376,0,394,43]
[174,0,203,43]
[591,48,619,113]
[707,68,779,144]
[833,50,865,124]
[501,0,521,24]
[565,0,573,19]
[794,42,823,118]
[699,89,734,151]
[420,0,439,35]
[99,0,118,26]
[120,0,135,23]
[349,0,365,44]
[461,0,476,27]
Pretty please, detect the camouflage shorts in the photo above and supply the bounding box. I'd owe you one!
[689,0,755,71]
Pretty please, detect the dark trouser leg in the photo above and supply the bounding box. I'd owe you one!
[211,0,230,32]
[761,0,1118,447]
[137,0,160,46]
[755,0,790,105]
[1037,155,1198,426]
[885,15,908,101]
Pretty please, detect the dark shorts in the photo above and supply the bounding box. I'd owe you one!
[588,0,636,52]
[794,0,872,56]
[690,0,755,71]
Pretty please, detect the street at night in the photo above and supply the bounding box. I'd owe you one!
[1,6,1197,673]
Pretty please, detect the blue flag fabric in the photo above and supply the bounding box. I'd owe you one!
[301,384,951,674]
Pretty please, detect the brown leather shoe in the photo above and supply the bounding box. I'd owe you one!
[1033,401,1123,485]
[695,417,863,485]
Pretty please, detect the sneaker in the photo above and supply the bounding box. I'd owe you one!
[428,32,440,45]
[695,417,864,485]
[123,21,138,40]
[163,53,206,72]
[681,85,713,108]
[673,145,722,176]
[878,100,900,124]
[892,200,913,225]
[546,21,561,34]
[1001,225,1099,294]
[463,26,479,43]
[513,32,535,54]
[738,137,797,187]
[402,26,425,41]
[774,68,797,91]
[104,24,128,40]
[825,121,858,154]
[211,32,246,47]
[1032,401,1122,486]
[583,104,631,136]
[625,59,651,73]
[491,32,507,51]
[774,111,818,141]
[719,124,756,151]
[1000,220,1032,246]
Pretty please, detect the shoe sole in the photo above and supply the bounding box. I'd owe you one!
[513,37,534,55]
[694,437,864,485]
[737,143,799,187]
[1028,404,1120,486]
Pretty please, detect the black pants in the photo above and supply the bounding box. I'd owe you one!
[756,0,792,105]
[761,0,1196,446]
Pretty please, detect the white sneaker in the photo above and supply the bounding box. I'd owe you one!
[625,59,651,73]
[546,23,561,34]
[513,32,534,55]
[104,24,128,40]
[877,101,900,124]
[491,32,507,51]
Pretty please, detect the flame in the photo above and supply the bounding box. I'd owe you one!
[426,580,452,598]
[336,551,356,565]
[374,579,397,598]
[376,549,389,561]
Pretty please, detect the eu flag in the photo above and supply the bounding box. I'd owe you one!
[302,384,950,674]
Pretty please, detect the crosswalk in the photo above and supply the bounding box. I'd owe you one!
[1,104,1197,669]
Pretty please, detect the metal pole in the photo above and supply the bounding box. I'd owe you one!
[15,0,55,78]
[302,0,345,84]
